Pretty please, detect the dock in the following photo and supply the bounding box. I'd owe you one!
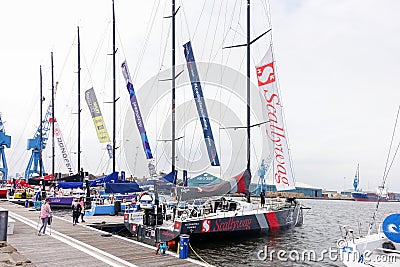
[0,201,206,267]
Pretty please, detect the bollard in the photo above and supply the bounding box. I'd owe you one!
[179,234,189,259]
[0,208,8,241]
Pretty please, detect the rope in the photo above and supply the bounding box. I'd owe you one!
[188,242,214,267]
[359,105,400,262]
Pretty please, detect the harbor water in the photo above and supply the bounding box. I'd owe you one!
[188,199,399,267]
[52,199,399,266]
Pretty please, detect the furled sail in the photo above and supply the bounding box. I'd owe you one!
[183,41,220,166]
[255,45,295,190]
[85,88,113,159]
[121,61,156,176]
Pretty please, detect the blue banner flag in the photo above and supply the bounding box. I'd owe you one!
[121,61,153,160]
[183,41,220,166]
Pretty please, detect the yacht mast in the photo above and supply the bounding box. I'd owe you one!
[77,26,81,175]
[51,52,55,177]
[171,0,176,173]
[112,0,117,173]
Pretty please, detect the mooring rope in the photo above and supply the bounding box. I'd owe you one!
[188,243,215,267]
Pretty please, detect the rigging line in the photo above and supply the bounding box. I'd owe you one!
[206,0,224,64]
[191,0,207,41]
[159,0,168,70]
[179,0,192,42]
[381,105,400,183]
[187,115,200,171]
[219,52,246,123]
[132,0,161,81]
[229,130,246,178]
[210,1,246,124]
[56,35,76,83]
[200,0,216,60]
[361,107,400,261]
[219,0,243,75]
[159,22,172,72]
[83,22,111,88]
[202,0,224,118]
[208,0,241,65]
[382,134,400,187]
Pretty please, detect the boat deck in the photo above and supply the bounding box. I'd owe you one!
[0,200,204,267]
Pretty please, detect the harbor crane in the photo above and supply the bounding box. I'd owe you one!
[0,114,11,180]
[254,158,270,195]
[25,99,53,178]
[353,163,360,192]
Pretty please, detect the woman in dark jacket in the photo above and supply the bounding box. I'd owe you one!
[71,198,82,225]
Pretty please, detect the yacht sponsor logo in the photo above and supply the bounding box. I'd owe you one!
[184,222,201,233]
[212,217,252,232]
[256,47,295,191]
[202,220,211,233]
[256,62,275,86]
[161,231,175,238]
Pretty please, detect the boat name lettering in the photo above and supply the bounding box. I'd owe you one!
[161,231,175,238]
[256,53,294,189]
[213,217,252,232]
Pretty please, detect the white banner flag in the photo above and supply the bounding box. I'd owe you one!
[256,46,296,191]
[53,119,74,176]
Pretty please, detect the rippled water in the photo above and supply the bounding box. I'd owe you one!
[51,199,399,266]
[189,199,399,267]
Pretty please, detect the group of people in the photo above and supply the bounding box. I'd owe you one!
[72,196,85,225]
[38,196,86,235]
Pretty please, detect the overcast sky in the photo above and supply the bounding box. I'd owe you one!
[1,0,400,192]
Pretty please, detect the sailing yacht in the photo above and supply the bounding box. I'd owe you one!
[123,0,304,247]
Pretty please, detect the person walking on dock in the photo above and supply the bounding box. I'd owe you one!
[38,198,52,235]
[79,196,85,222]
[260,190,266,208]
[71,198,82,225]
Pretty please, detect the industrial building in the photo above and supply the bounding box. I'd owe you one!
[250,181,322,198]
[188,172,323,198]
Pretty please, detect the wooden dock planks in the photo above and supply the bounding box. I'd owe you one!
[0,201,204,267]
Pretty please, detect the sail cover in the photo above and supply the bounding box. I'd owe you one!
[161,171,178,184]
[256,46,295,191]
[85,88,111,144]
[175,172,247,201]
[183,41,220,166]
[104,182,142,194]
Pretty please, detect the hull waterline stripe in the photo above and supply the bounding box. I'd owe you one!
[266,212,280,230]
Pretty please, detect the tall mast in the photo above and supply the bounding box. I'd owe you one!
[171,0,176,173]
[246,0,251,173]
[112,0,116,173]
[40,65,45,193]
[77,26,81,175]
[51,52,55,176]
